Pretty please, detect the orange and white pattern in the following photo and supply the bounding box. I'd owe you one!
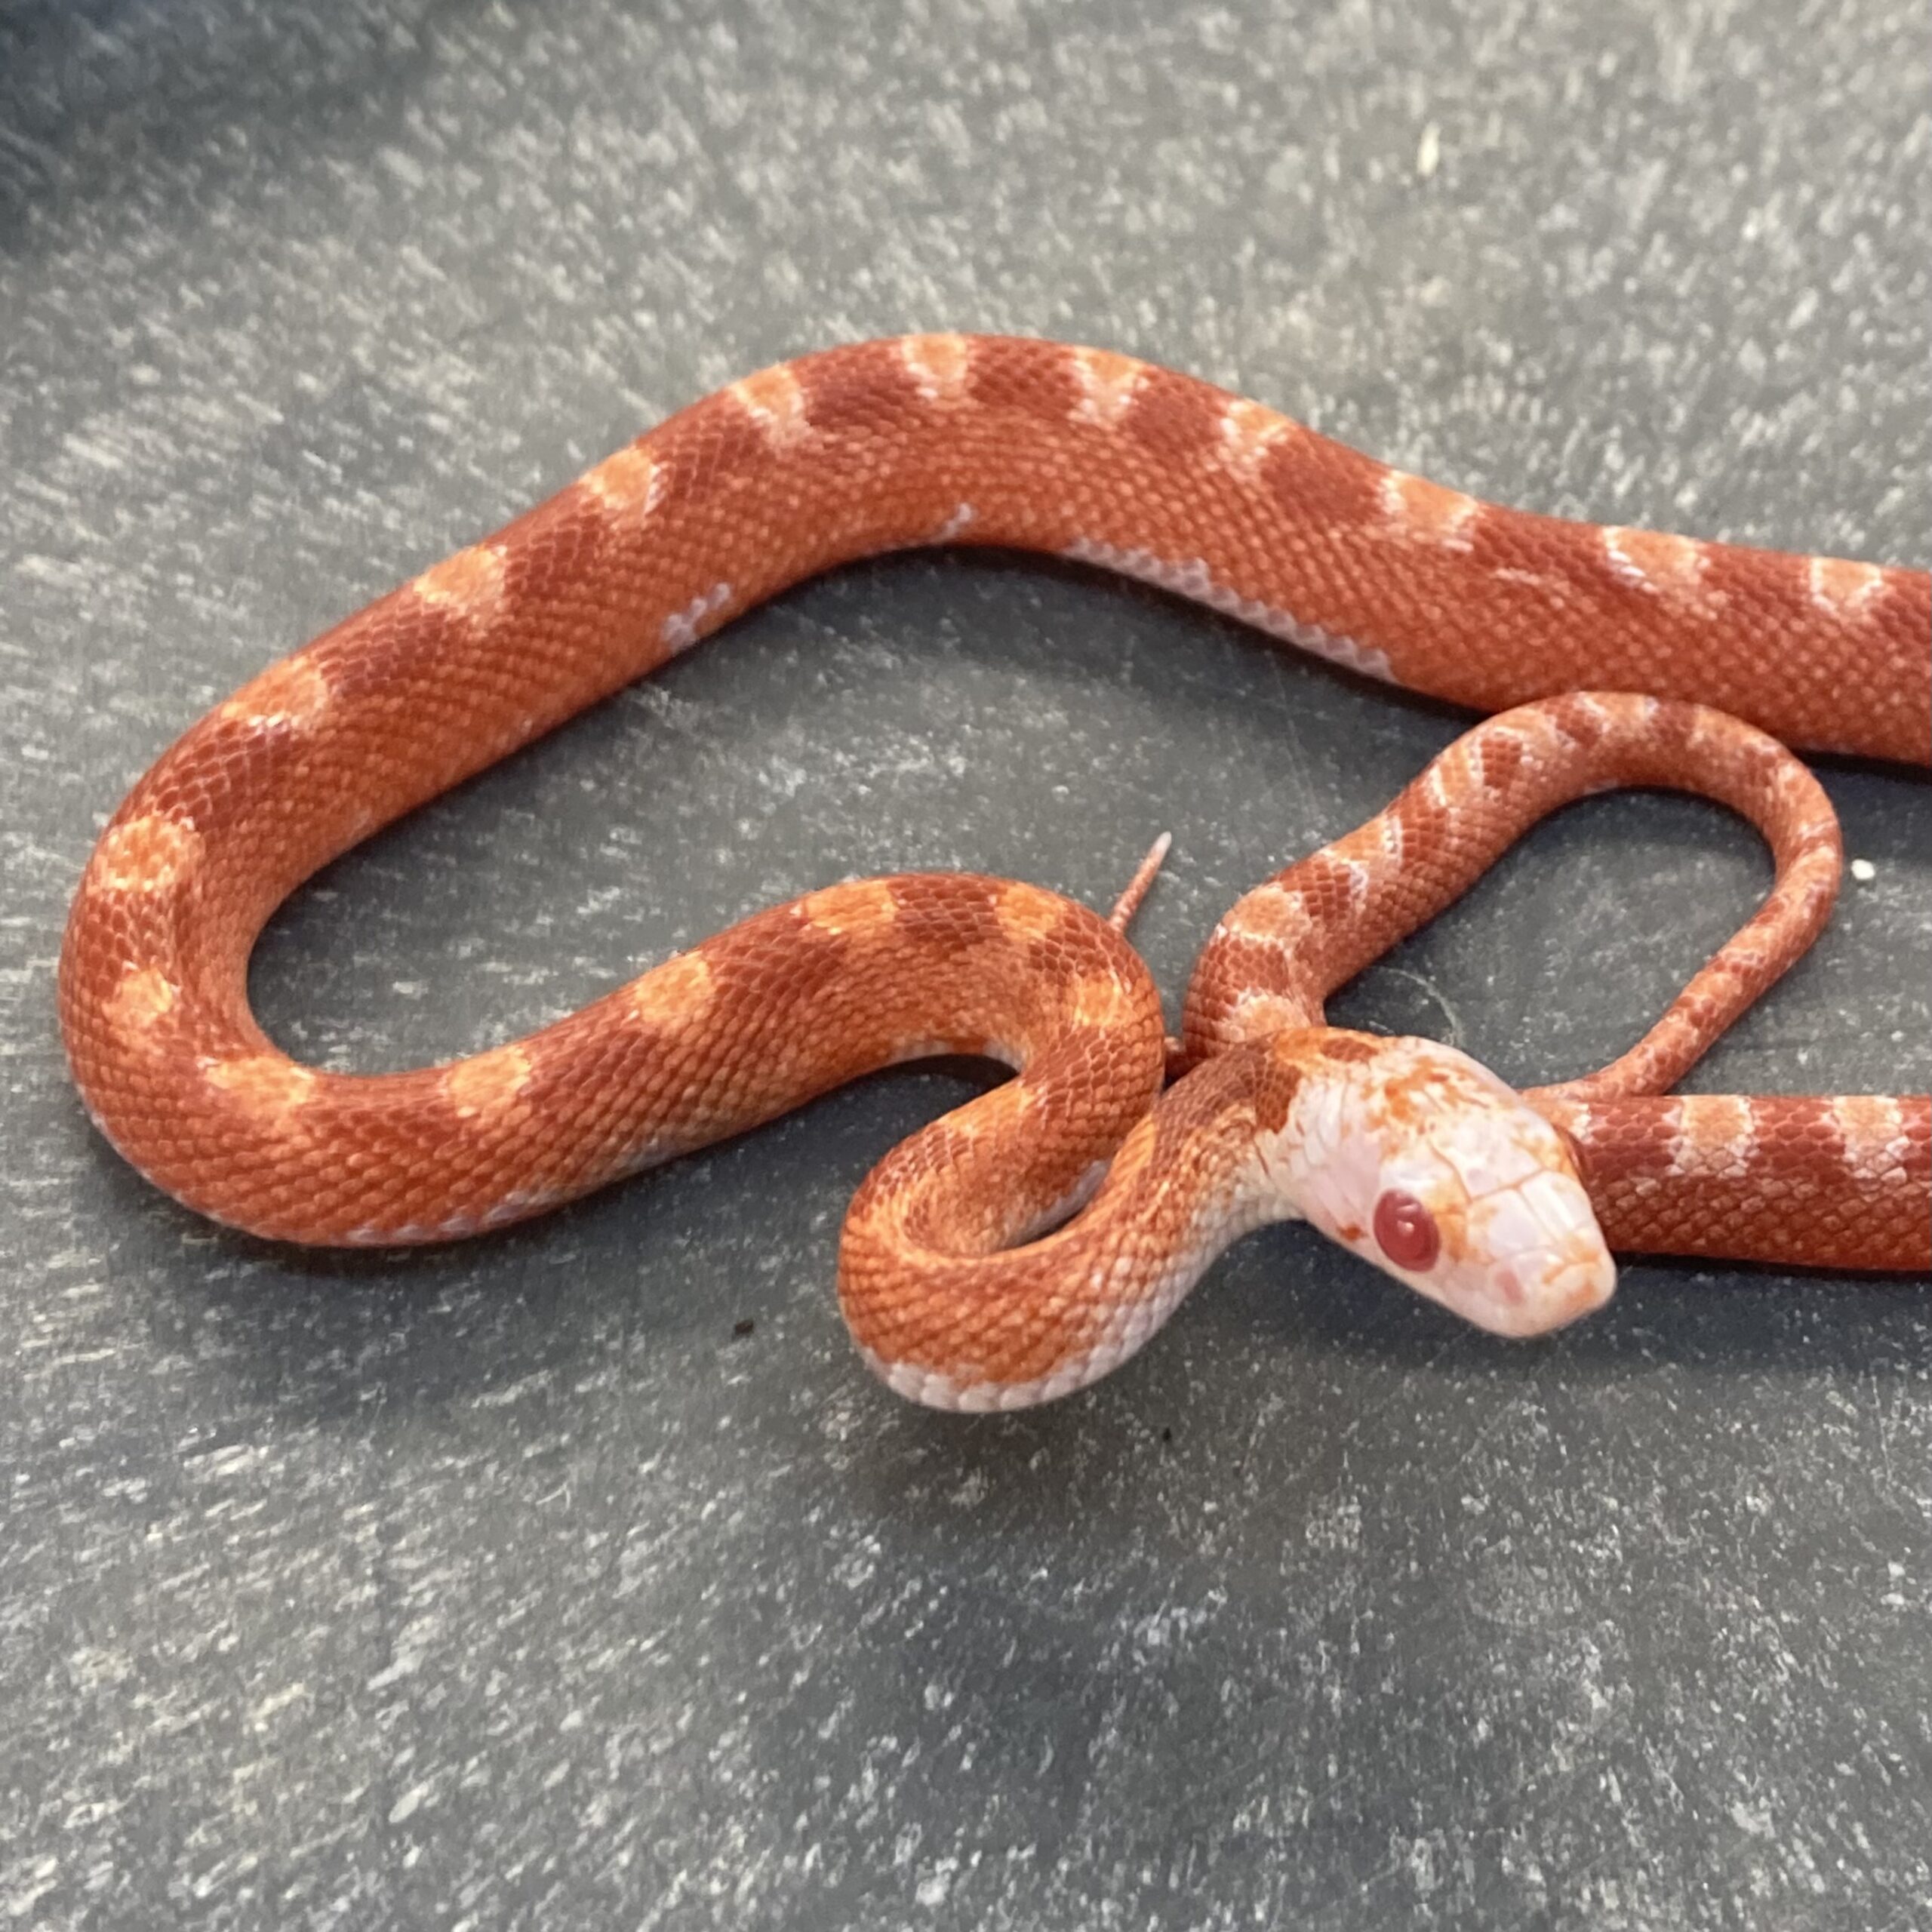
[57,336,1930,1407]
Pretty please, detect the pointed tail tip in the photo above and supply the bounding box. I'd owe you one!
[1107,831,1174,932]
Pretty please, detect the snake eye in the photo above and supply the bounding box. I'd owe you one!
[1373,1189,1440,1271]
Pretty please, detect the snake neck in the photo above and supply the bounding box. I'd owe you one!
[835,1042,1308,1409]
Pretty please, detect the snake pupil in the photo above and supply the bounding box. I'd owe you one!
[1373,1189,1440,1271]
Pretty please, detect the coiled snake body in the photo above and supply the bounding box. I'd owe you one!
[60,336,1930,1408]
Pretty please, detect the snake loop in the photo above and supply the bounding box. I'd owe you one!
[60,337,1930,1407]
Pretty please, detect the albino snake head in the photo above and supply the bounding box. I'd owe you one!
[1259,1032,1615,1337]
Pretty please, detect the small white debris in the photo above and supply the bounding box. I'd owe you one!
[1850,858,1875,882]
[389,1782,432,1823]
[1416,122,1441,179]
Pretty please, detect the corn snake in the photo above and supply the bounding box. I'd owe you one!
[59,334,1930,1408]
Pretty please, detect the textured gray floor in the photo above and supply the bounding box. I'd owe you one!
[3,2,1929,1927]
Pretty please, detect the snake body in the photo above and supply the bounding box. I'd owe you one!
[59,335,1930,1408]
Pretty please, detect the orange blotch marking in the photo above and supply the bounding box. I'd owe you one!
[961,337,1083,424]
[1805,555,1886,620]
[1260,428,1383,528]
[799,878,901,939]
[1829,1096,1908,1184]
[1602,527,1715,613]
[1227,989,1314,1044]
[1066,971,1131,1029]
[91,814,202,894]
[443,1044,535,1120]
[1378,469,1481,548]
[1475,728,1527,792]
[1215,397,1298,482]
[1069,346,1146,427]
[414,543,508,622]
[629,949,716,1028]
[728,364,812,447]
[1667,1096,1758,1177]
[580,444,662,521]
[107,964,178,1032]
[1222,881,1312,948]
[218,655,333,733]
[799,342,924,433]
[1318,1034,1378,1066]
[1118,367,1223,466]
[992,881,1072,947]
[203,1054,318,1116]
[1244,1054,1306,1134]
[897,333,975,403]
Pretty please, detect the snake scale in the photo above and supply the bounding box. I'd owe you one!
[60,335,1930,1408]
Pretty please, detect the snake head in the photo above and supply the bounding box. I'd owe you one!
[1261,1031,1615,1337]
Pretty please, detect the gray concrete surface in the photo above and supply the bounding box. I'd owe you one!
[2,2,1927,1927]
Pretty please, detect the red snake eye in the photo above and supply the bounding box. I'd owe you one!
[1373,1189,1440,1272]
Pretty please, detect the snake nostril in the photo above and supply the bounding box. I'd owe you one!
[1373,1189,1440,1272]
